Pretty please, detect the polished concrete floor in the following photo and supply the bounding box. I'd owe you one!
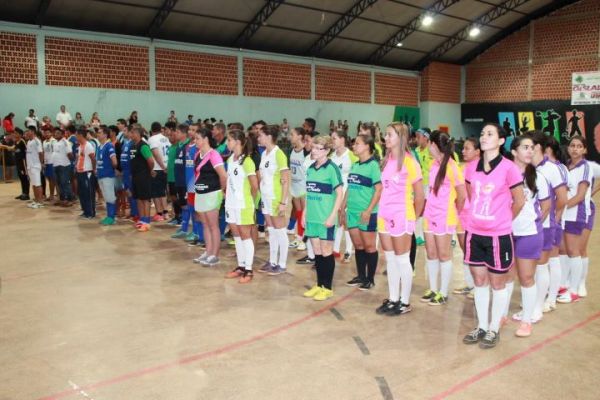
[1,181,598,400]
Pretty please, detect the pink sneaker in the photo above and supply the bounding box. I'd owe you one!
[515,322,532,337]
[152,214,165,222]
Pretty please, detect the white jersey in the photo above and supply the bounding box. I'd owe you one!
[259,145,288,200]
[26,138,43,169]
[225,155,255,210]
[536,157,567,228]
[289,147,309,197]
[52,138,72,167]
[512,172,549,236]
[330,148,355,191]
[43,138,56,165]
[148,133,170,171]
[563,159,593,223]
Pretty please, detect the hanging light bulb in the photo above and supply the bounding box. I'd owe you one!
[469,26,481,37]
[422,15,433,27]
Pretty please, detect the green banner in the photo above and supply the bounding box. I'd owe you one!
[393,106,420,130]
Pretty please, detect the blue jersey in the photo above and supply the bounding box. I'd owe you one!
[68,135,78,167]
[97,142,116,178]
[185,143,197,193]
[120,139,132,174]
[174,139,188,188]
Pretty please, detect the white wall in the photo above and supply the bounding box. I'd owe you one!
[419,101,466,137]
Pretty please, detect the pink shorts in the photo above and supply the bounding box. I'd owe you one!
[377,215,415,237]
[423,217,456,235]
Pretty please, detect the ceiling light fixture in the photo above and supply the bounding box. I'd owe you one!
[396,42,403,47]
[422,15,433,27]
[469,26,481,37]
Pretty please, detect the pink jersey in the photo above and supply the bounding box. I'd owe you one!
[464,155,522,236]
[424,158,465,226]
[378,152,422,221]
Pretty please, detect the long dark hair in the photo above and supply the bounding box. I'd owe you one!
[482,122,509,156]
[332,129,350,148]
[430,130,454,196]
[197,127,215,148]
[228,129,252,162]
[509,134,538,195]
[356,133,379,161]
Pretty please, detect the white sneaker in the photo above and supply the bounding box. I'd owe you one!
[193,253,208,264]
[578,284,587,298]
[543,301,556,313]
[201,255,220,266]
[512,310,542,323]
[297,241,307,251]
[557,292,572,304]
[289,240,299,249]
[258,231,266,239]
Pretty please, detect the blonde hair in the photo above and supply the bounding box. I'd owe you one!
[384,122,410,171]
[312,135,333,156]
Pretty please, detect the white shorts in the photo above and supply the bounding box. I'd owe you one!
[28,167,41,186]
[98,177,116,203]
[225,207,255,225]
[290,182,306,198]
[261,197,283,216]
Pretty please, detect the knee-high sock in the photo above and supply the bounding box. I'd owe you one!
[521,284,537,324]
[490,288,508,332]
[504,281,514,318]
[129,196,139,217]
[107,202,116,218]
[234,236,244,268]
[354,249,366,279]
[385,251,400,302]
[344,231,353,254]
[559,254,569,287]
[242,238,254,271]
[397,252,413,304]
[474,285,490,331]
[193,220,203,240]
[322,254,336,290]
[568,256,583,295]
[463,262,475,288]
[180,206,190,232]
[333,225,344,253]
[548,256,562,305]
[295,210,304,237]
[440,260,453,297]
[287,216,296,231]
[534,263,550,317]
[315,255,324,286]
[276,228,289,268]
[366,251,378,282]
[581,257,589,289]
[307,239,315,259]
[426,259,440,292]
[267,227,278,264]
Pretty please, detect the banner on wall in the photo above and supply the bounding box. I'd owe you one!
[393,106,420,131]
[461,100,600,162]
[572,71,600,105]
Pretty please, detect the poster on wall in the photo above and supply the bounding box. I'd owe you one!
[461,100,600,162]
[572,71,600,105]
[393,106,420,131]
[498,112,516,137]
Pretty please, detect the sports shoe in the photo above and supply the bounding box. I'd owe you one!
[100,217,115,226]
[558,286,568,295]
[416,237,425,246]
[342,252,351,263]
[511,311,541,324]
[296,241,307,251]
[358,281,374,291]
[152,214,165,222]
[303,285,321,298]
[258,262,274,273]
[289,240,300,249]
[453,286,473,295]
[238,270,253,284]
[479,330,500,349]
[193,253,209,264]
[184,233,198,242]
[333,251,341,259]
[375,299,398,315]
[167,218,179,226]
[226,267,245,279]
[296,255,315,265]
[467,291,475,299]
[267,265,286,275]
[346,276,364,287]
[228,239,236,246]
[187,239,205,247]
[463,328,486,344]
[578,283,587,298]
[201,255,220,266]
[387,302,412,316]
[313,287,333,301]
[420,289,435,303]
[428,292,447,306]
[543,301,556,313]
[515,322,532,337]
[137,223,151,232]
[557,292,580,304]
[171,230,188,239]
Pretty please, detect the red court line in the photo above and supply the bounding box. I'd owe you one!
[430,310,600,400]
[38,289,358,400]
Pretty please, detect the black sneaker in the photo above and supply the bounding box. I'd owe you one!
[296,255,315,265]
[479,330,500,349]
[387,302,412,316]
[463,327,486,344]
[420,290,436,303]
[346,276,364,287]
[358,281,375,291]
[375,299,398,315]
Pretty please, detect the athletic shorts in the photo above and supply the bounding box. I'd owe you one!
[346,210,377,232]
[168,182,176,197]
[456,218,465,234]
[377,214,415,237]
[132,176,152,200]
[464,232,514,274]
[542,227,554,252]
[150,170,167,198]
[195,190,223,212]
[98,177,116,204]
[586,202,595,231]
[122,172,132,191]
[563,220,585,236]
[27,167,41,186]
[290,182,306,198]
[305,222,336,241]
[44,164,54,179]
[187,193,195,208]
[261,197,282,216]
[225,207,255,225]
[514,232,543,260]
[423,216,456,235]
[553,225,563,247]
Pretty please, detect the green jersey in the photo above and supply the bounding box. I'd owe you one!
[346,156,381,213]
[416,146,432,185]
[306,159,343,223]
[167,144,177,183]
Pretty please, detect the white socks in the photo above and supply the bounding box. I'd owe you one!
[581,257,589,289]
[276,228,289,268]
[504,281,514,317]
[568,256,583,295]
[234,236,244,268]
[333,227,354,254]
[440,260,453,297]
[385,251,399,302]
[521,284,537,323]
[426,259,440,292]
[463,262,475,288]
[559,254,569,287]
[548,256,562,305]
[534,264,550,317]
[267,227,277,264]
[307,240,315,259]
[397,252,412,304]
[242,238,254,271]
[490,288,508,332]
[474,285,490,331]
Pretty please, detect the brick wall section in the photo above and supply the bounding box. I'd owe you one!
[45,37,148,90]
[532,59,599,100]
[466,64,529,102]
[374,73,418,106]
[0,32,38,84]
[244,59,311,99]
[315,66,371,103]
[420,62,461,103]
[155,48,237,95]
[472,26,530,66]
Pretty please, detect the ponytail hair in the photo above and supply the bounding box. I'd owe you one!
[430,130,455,196]
[227,129,253,162]
[356,133,379,161]
[197,127,216,148]
[482,122,509,156]
[509,134,538,195]
[332,129,350,148]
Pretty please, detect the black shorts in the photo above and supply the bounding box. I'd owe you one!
[175,186,187,207]
[150,170,167,198]
[132,175,152,200]
[464,232,514,274]
[168,182,176,198]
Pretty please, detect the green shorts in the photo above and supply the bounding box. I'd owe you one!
[346,210,378,232]
[195,190,223,212]
[305,222,336,241]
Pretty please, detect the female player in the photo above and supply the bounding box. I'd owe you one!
[288,127,310,252]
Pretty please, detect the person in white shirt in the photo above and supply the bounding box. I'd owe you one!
[75,128,97,218]
[25,128,44,208]
[42,128,57,201]
[52,128,74,205]
[148,122,170,221]
[56,105,73,128]
[24,109,39,130]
